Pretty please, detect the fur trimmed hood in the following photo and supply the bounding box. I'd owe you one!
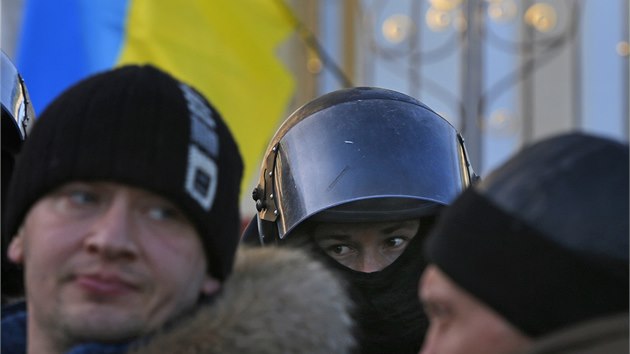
[129,246,355,354]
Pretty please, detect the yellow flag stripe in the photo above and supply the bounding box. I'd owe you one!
[117,0,295,211]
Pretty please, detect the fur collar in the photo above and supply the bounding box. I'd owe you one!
[130,246,355,354]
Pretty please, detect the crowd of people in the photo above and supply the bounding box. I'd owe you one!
[1,52,628,354]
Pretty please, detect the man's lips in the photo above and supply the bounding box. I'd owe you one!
[75,273,138,296]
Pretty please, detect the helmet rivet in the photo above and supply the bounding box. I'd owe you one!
[251,187,261,201]
[270,193,274,199]
[273,210,279,216]
[268,171,273,177]
[272,146,277,152]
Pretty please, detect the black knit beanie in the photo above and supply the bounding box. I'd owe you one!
[425,132,629,337]
[5,64,244,281]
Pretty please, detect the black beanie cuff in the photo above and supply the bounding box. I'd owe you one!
[426,188,629,337]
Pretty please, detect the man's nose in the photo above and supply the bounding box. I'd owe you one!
[418,343,434,354]
[418,325,438,354]
[83,198,138,260]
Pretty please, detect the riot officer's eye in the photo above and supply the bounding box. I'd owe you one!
[327,244,352,256]
[385,236,407,249]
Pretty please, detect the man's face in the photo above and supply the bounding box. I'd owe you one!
[312,219,420,272]
[418,265,531,354]
[8,182,220,349]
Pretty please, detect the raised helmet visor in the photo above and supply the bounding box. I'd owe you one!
[254,87,473,240]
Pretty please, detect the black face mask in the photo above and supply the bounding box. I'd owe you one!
[305,218,433,354]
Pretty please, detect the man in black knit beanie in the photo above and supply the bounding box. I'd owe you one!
[2,64,357,354]
[1,65,245,354]
[419,132,629,354]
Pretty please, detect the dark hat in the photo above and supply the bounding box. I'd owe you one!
[5,65,243,281]
[426,132,629,337]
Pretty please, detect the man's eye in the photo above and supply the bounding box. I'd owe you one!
[68,190,98,205]
[147,206,178,221]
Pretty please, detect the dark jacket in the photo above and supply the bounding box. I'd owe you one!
[2,247,355,354]
[522,313,629,354]
[1,301,129,354]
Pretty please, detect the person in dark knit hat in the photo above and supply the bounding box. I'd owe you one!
[2,64,244,353]
[418,132,629,354]
[1,64,356,354]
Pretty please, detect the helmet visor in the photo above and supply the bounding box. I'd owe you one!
[269,98,470,238]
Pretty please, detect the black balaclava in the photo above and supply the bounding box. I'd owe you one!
[295,217,433,354]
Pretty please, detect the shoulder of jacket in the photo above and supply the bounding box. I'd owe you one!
[129,246,355,354]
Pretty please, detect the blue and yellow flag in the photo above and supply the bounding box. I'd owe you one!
[17,0,295,213]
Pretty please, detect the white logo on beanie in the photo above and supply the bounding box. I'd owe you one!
[185,146,218,210]
[180,83,219,211]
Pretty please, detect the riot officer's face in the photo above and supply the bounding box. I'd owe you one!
[312,219,420,273]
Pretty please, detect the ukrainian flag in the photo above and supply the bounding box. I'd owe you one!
[17,0,295,215]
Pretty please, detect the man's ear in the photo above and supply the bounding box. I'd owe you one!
[8,231,25,264]
[201,276,221,296]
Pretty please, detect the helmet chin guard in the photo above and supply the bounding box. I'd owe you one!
[252,87,477,243]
